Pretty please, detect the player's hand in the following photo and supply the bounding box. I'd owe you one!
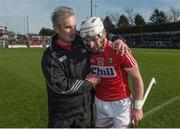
[132,108,143,125]
[112,39,132,56]
[85,74,101,87]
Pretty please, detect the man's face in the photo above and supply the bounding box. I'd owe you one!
[83,35,103,53]
[55,15,76,43]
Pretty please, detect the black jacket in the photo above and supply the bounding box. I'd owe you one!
[41,34,94,119]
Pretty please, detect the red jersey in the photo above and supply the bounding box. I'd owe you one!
[90,40,137,101]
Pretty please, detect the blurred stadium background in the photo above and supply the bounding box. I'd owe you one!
[0,6,180,49]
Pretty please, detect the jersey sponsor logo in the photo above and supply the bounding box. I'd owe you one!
[59,55,67,62]
[91,66,116,78]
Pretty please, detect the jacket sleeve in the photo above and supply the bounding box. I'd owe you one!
[41,51,93,95]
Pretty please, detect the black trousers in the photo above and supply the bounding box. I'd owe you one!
[48,111,94,128]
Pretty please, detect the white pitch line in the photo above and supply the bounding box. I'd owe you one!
[144,95,180,118]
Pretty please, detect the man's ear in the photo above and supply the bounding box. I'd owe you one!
[53,25,60,33]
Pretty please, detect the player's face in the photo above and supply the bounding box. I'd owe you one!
[84,35,103,53]
[55,15,76,43]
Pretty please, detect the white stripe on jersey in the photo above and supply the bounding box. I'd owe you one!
[125,53,136,66]
[127,53,137,64]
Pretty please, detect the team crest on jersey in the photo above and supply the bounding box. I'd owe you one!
[108,57,113,64]
[97,57,104,66]
[91,66,116,78]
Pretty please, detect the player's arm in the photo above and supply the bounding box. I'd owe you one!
[125,64,144,101]
[85,73,101,88]
[125,62,144,125]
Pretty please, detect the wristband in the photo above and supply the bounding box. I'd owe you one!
[134,100,143,110]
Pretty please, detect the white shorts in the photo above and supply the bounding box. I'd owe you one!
[95,96,132,128]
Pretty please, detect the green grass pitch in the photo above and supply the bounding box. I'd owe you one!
[0,48,179,127]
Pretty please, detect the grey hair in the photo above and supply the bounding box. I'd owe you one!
[51,6,75,26]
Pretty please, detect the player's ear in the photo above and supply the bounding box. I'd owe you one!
[103,30,106,38]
